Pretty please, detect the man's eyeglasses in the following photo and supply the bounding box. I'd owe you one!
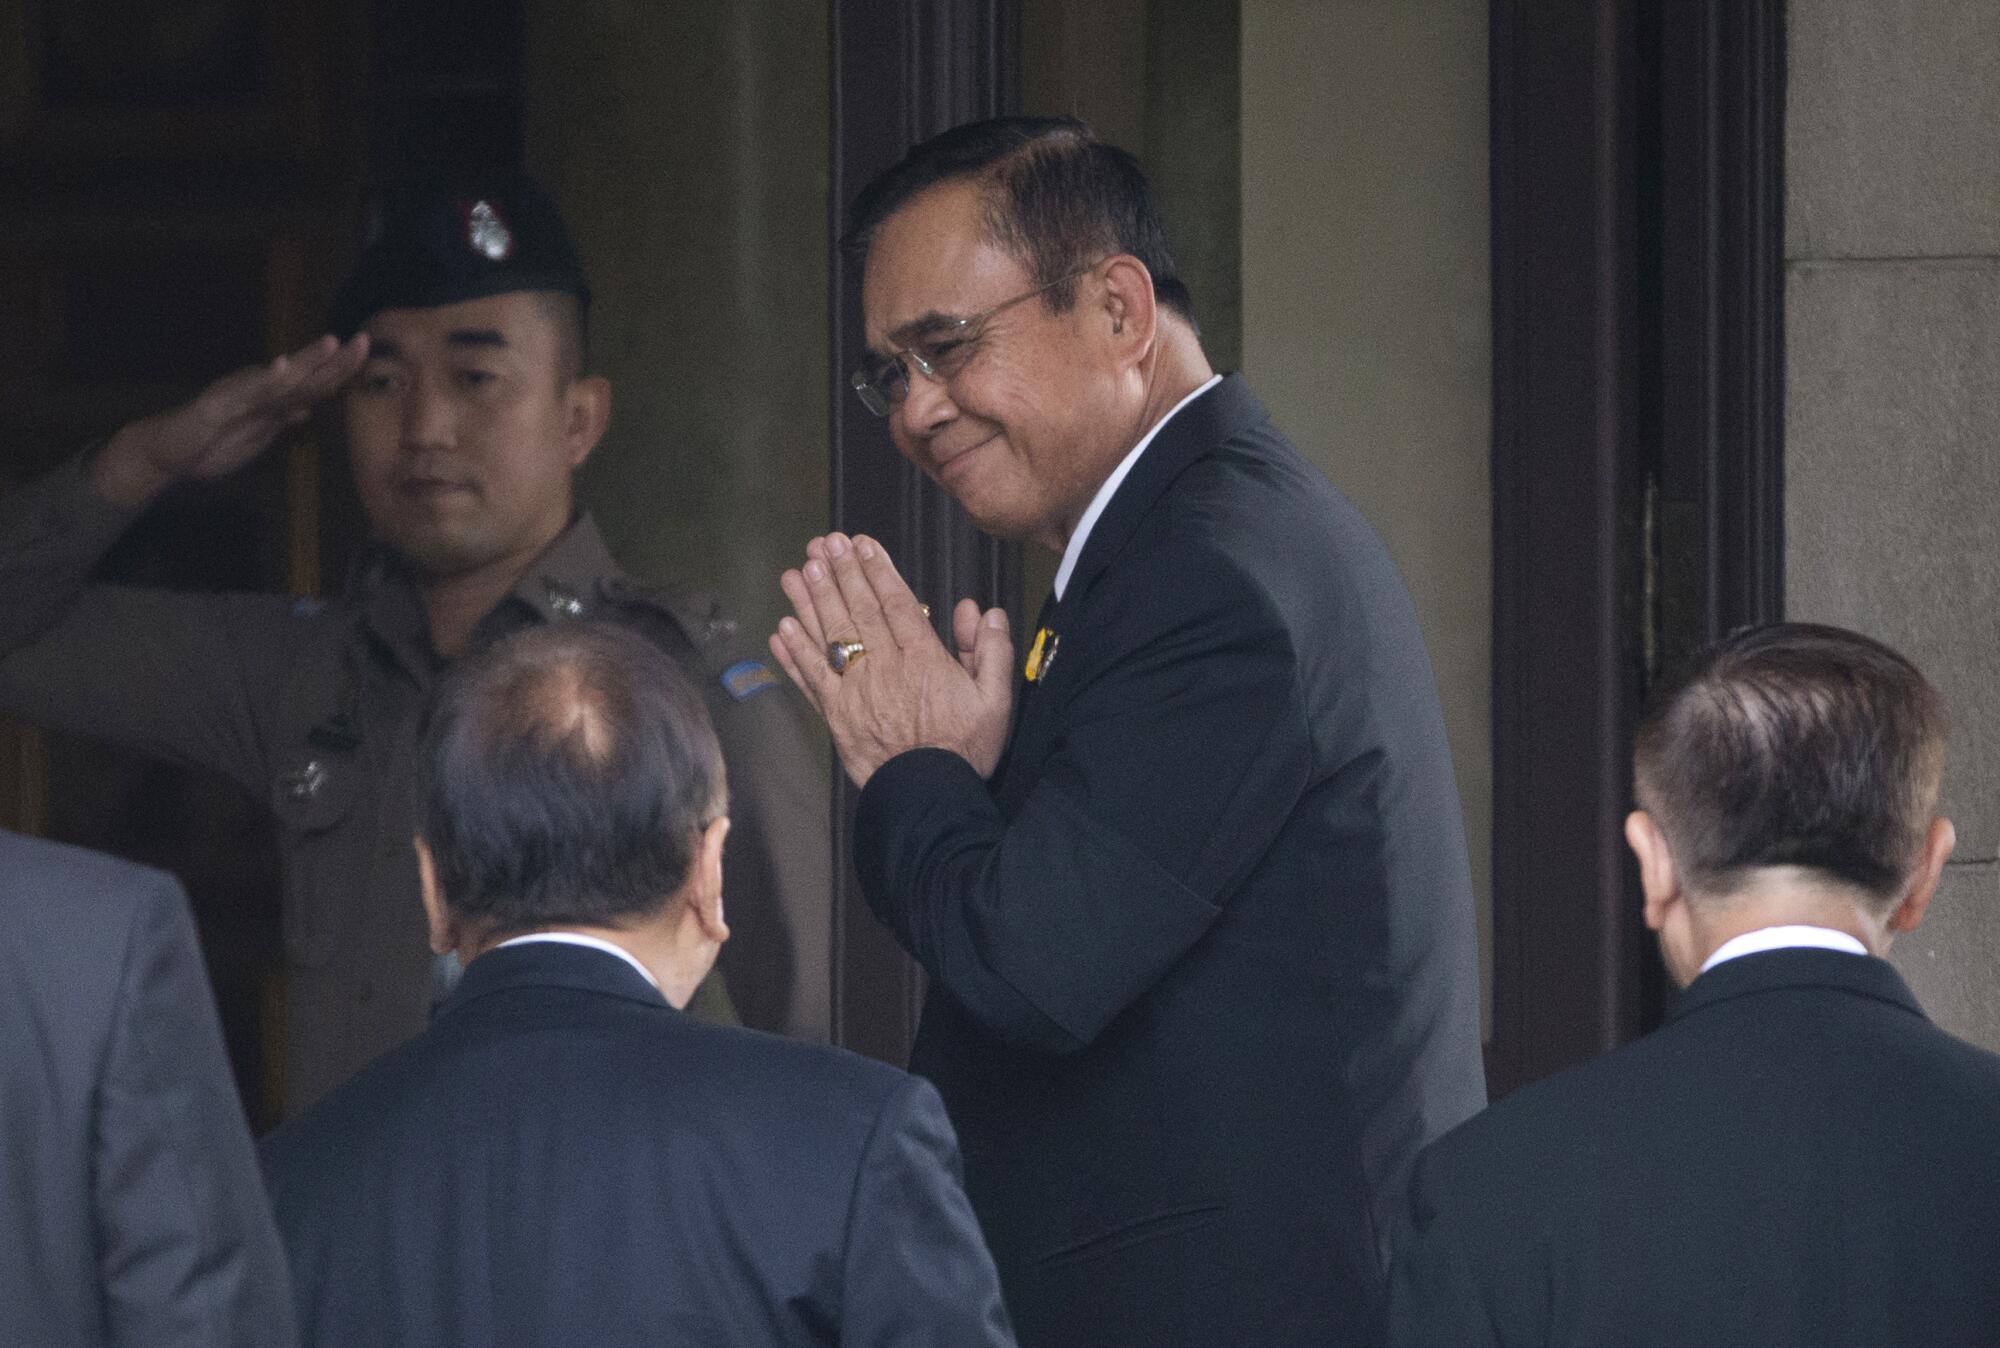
[849,263,1101,417]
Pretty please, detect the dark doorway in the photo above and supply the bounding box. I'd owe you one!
[1486,0,1785,1096]
[0,0,371,1128]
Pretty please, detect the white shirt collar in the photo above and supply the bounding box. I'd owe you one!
[1052,374,1223,600]
[495,931,662,991]
[1698,924,1869,975]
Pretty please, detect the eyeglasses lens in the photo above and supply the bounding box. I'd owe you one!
[851,357,906,417]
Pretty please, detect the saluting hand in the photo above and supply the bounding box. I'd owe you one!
[91,333,370,510]
[771,533,1015,789]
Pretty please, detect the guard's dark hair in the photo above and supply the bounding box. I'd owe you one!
[1634,622,1945,906]
[418,622,725,931]
[533,290,591,385]
[843,115,1195,325]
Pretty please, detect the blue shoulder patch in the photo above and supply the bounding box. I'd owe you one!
[720,660,781,701]
[290,597,326,619]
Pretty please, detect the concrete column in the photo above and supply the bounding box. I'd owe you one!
[1786,0,2000,1048]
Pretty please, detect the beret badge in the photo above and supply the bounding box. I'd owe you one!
[464,200,514,262]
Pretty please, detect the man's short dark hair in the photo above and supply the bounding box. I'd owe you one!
[533,290,590,385]
[418,622,725,932]
[1634,622,1946,906]
[843,115,1195,325]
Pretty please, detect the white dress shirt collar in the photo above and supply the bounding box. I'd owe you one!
[495,931,662,991]
[1052,374,1224,600]
[1698,924,1868,975]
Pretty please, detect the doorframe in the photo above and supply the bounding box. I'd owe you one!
[825,0,1024,1065]
[1486,0,1786,1096]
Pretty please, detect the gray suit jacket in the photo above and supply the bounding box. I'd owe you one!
[0,831,297,1348]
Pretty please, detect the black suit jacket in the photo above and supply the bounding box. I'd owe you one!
[0,831,296,1348]
[1390,949,2000,1347]
[259,941,1014,1348]
[855,375,1488,1346]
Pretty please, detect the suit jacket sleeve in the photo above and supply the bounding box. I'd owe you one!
[94,872,298,1348]
[854,551,1312,1051]
[1386,1148,1503,1348]
[0,452,296,798]
[840,1076,1016,1346]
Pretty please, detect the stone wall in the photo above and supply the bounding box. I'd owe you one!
[1786,0,2000,1048]
[1240,0,1494,1025]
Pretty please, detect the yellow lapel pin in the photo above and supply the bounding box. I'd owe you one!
[1024,627,1060,683]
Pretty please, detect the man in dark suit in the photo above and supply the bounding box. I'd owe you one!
[258,621,1013,1348]
[0,830,296,1348]
[1389,623,2000,1347]
[771,117,1486,1346]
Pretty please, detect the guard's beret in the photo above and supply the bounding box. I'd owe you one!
[329,172,591,337]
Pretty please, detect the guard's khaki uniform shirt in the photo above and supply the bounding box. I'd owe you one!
[0,456,830,1116]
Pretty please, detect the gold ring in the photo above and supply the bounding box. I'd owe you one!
[827,639,866,673]
[919,603,931,618]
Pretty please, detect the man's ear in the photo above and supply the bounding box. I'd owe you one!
[1625,809,1681,932]
[563,374,611,469]
[1096,255,1158,365]
[413,835,458,956]
[691,816,732,944]
[1887,816,1956,936]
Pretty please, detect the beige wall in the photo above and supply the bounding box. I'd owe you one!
[523,0,830,650]
[1022,0,1243,605]
[1240,0,1494,1019]
[1786,1,2000,1049]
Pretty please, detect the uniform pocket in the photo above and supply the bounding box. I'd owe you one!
[269,753,358,967]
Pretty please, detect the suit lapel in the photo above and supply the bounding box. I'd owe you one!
[992,587,1063,802]
[1057,374,1269,610]
[993,377,1265,806]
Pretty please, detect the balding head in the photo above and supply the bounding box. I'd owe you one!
[418,621,725,933]
[1634,623,1946,911]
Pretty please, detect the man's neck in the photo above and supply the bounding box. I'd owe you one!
[1688,870,1891,964]
[423,566,524,660]
[419,529,563,659]
[1045,329,1215,555]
